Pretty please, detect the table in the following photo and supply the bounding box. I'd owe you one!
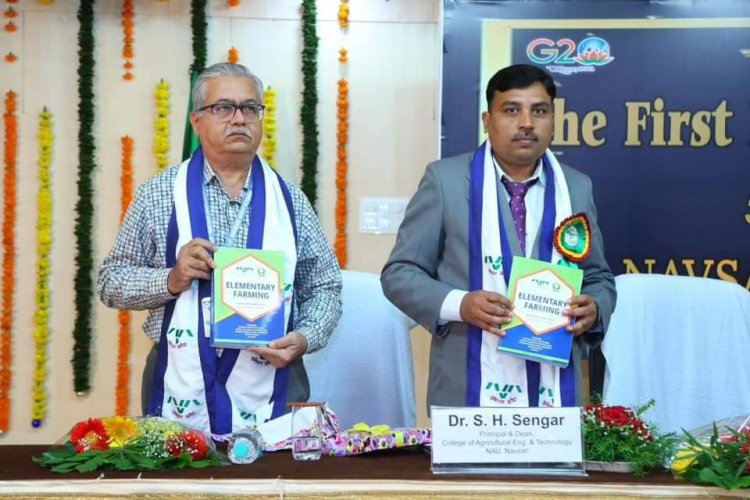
[1,445,747,499]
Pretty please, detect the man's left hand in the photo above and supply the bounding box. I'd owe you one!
[563,294,598,337]
[247,332,308,368]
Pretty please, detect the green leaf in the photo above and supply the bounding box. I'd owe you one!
[76,454,105,473]
[699,468,733,490]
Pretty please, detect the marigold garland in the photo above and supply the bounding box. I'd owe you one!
[262,86,277,169]
[116,136,134,416]
[182,0,207,161]
[31,108,54,428]
[300,0,320,210]
[72,0,96,395]
[4,21,17,32]
[5,52,17,63]
[338,1,349,28]
[334,79,348,268]
[227,47,238,64]
[153,80,171,173]
[4,7,17,18]
[1,90,18,434]
[122,0,134,80]
[228,0,239,7]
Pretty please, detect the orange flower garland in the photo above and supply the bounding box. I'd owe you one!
[228,0,240,7]
[334,78,348,268]
[116,136,134,416]
[228,47,239,64]
[31,107,54,428]
[5,52,17,63]
[4,21,17,32]
[122,0,134,80]
[1,90,18,434]
[4,7,17,18]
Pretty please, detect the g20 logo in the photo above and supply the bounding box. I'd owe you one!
[527,36,614,66]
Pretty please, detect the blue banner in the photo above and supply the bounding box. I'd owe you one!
[442,1,750,289]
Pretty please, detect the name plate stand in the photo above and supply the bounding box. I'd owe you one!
[430,406,585,476]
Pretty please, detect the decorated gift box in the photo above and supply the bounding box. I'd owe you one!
[323,423,431,457]
[261,406,431,457]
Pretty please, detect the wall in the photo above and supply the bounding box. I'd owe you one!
[0,0,440,444]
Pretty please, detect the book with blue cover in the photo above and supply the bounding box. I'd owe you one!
[498,257,583,367]
[210,247,285,348]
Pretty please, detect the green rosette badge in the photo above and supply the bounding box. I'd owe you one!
[553,213,591,263]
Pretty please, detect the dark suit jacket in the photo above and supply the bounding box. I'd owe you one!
[381,152,617,409]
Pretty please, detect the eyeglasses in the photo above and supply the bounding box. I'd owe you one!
[196,102,265,122]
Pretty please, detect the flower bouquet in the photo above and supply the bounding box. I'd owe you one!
[670,414,750,490]
[33,416,226,473]
[583,399,676,476]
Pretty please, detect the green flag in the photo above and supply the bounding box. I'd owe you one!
[182,71,201,160]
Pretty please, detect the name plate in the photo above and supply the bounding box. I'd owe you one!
[431,406,585,476]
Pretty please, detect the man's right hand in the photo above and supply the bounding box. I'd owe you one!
[167,238,216,295]
[459,290,514,336]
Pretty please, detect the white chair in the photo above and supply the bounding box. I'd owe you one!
[305,270,417,429]
[603,274,750,434]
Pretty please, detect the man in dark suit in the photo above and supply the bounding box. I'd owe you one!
[381,64,616,410]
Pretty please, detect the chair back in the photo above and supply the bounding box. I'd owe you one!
[305,270,417,429]
[603,274,750,433]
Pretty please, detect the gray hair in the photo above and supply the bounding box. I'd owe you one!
[191,62,265,111]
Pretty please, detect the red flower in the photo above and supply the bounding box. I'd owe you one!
[165,430,209,460]
[183,430,208,459]
[165,435,184,457]
[584,403,604,414]
[70,418,110,453]
[598,406,632,427]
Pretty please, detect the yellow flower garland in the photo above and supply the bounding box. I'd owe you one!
[153,80,170,173]
[31,108,54,428]
[262,86,277,168]
[338,1,349,28]
[228,47,239,64]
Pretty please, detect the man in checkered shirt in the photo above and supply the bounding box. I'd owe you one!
[98,63,342,424]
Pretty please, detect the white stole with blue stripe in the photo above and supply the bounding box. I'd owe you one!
[152,151,297,435]
[475,141,573,408]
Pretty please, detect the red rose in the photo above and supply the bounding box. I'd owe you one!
[182,430,208,460]
[584,403,604,415]
[165,431,209,460]
[598,406,631,427]
[165,435,184,457]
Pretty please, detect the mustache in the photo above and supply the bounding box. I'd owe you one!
[225,128,253,139]
[512,132,538,141]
